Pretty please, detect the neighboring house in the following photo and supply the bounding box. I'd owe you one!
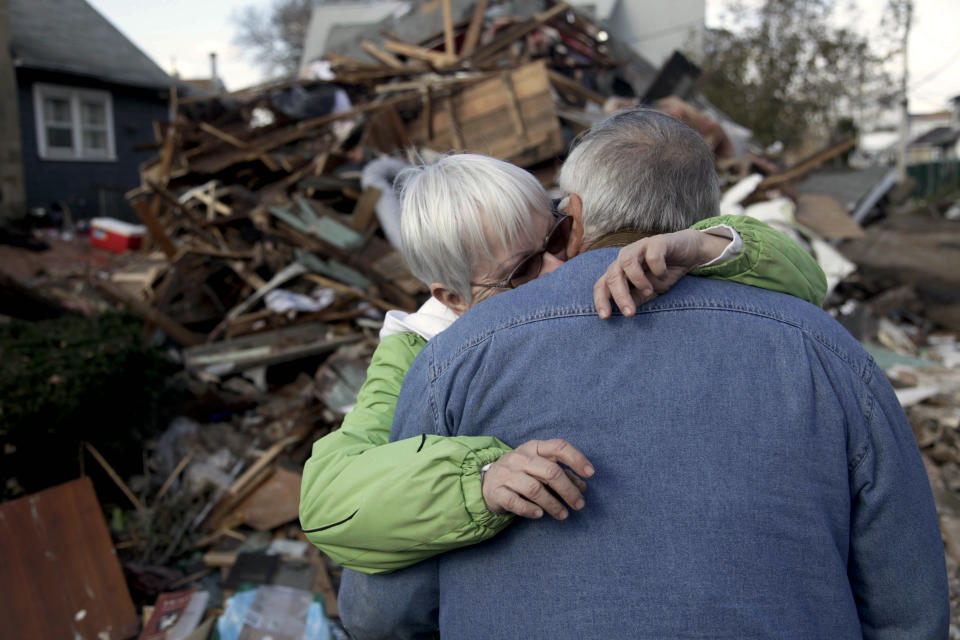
[908,99,960,164]
[8,0,172,222]
[567,0,705,67]
[908,126,960,164]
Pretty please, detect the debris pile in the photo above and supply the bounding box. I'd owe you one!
[0,1,959,638]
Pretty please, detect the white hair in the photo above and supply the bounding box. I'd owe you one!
[558,107,721,241]
[399,154,553,302]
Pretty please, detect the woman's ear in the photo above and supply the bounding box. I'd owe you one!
[431,283,470,316]
[562,194,585,257]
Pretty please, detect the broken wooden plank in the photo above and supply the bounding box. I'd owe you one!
[362,40,406,69]
[758,138,857,190]
[303,272,407,313]
[442,0,456,59]
[501,71,527,138]
[465,3,568,66]
[461,0,489,57]
[548,69,606,105]
[94,279,204,346]
[444,96,465,151]
[384,39,454,68]
[85,442,146,516]
[233,467,302,531]
[131,197,177,258]
[0,477,139,640]
[198,121,250,149]
[351,186,383,232]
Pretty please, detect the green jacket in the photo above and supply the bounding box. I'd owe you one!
[299,215,827,573]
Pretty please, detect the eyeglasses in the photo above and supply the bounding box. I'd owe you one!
[471,212,573,290]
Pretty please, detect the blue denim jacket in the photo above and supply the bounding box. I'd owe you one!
[382,248,947,639]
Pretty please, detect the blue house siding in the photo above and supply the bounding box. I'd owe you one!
[17,69,168,223]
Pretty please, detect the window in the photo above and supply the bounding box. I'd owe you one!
[33,83,116,161]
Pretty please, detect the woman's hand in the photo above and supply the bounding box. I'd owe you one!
[593,230,730,319]
[481,439,594,520]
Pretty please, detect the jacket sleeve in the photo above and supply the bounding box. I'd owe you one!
[299,332,514,574]
[847,362,949,637]
[690,215,827,307]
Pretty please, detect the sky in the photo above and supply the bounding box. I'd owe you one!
[87,0,960,114]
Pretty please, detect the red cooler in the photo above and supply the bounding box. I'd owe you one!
[90,217,146,254]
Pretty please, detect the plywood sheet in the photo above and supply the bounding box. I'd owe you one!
[0,477,138,640]
[795,193,864,240]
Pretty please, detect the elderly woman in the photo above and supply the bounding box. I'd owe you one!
[299,152,826,577]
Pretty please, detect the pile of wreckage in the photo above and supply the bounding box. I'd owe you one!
[2,1,960,638]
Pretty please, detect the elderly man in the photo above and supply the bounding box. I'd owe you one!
[368,108,948,638]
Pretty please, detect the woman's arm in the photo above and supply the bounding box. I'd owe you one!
[300,332,514,574]
[593,215,827,316]
[690,214,827,306]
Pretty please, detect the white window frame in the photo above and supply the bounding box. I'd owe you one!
[33,83,117,162]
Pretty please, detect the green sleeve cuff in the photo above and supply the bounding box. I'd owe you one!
[460,444,515,533]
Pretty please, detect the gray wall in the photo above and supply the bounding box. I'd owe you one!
[17,68,168,223]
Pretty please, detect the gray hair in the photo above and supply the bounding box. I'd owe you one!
[399,154,553,303]
[558,107,720,240]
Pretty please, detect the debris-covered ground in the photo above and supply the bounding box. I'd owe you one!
[1,1,960,638]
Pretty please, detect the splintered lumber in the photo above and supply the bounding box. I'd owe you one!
[461,0,489,57]
[228,436,302,497]
[233,467,302,530]
[94,279,204,346]
[362,40,406,69]
[442,0,456,58]
[351,186,383,232]
[0,478,139,640]
[409,60,563,167]
[758,137,857,190]
[198,122,250,149]
[464,3,569,66]
[384,39,454,68]
[84,442,146,515]
[131,197,177,258]
[303,272,407,313]
[548,70,606,105]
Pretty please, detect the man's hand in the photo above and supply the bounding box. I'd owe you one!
[593,230,729,319]
[482,439,595,520]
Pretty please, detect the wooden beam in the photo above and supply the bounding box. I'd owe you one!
[501,72,527,138]
[303,273,405,313]
[465,3,568,65]
[94,279,204,347]
[758,137,857,190]
[444,96,464,151]
[351,186,382,232]
[361,40,406,69]
[383,39,454,68]
[548,70,606,105]
[461,0,488,57]
[442,0,456,59]
[131,197,177,258]
[198,121,249,149]
[84,442,146,516]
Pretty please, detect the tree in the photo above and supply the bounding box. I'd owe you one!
[699,0,895,150]
[232,0,314,79]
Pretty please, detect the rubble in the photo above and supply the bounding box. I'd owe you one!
[1,1,959,638]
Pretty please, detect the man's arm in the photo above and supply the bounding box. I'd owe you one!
[848,363,948,637]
